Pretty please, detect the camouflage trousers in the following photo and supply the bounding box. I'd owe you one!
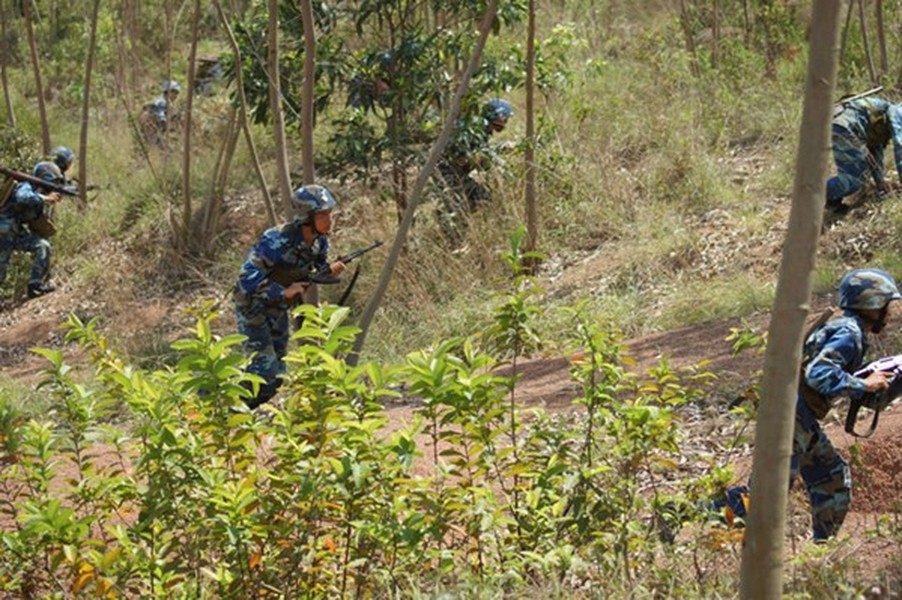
[0,224,51,286]
[826,124,872,206]
[235,300,290,406]
[718,397,851,541]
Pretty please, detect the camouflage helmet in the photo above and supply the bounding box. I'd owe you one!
[33,161,64,185]
[483,98,513,123]
[50,146,75,171]
[291,184,337,221]
[162,80,181,93]
[838,268,902,311]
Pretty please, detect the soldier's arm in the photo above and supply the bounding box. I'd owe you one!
[889,106,902,183]
[805,332,868,399]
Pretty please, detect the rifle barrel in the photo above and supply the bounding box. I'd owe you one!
[0,166,79,197]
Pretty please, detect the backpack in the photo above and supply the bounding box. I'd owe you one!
[797,306,838,419]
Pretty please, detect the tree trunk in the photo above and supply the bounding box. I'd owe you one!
[350,0,499,362]
[742,0,751,47]
[23,0,51,152]
[678,0,701,78]
[839,0,855,63]
[858,0,877,84]
[268,0,294,218]
[711,0,720,69]
[738,2,841,598]
[0,0,16,128]
[78,0,102,206]
[299,0,316,184]
[874,0,887,77]
[181,0,201,251]
[524,0,538,263]
[213,0,277,227]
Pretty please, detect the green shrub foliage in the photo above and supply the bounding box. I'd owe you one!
[0,303,774,597]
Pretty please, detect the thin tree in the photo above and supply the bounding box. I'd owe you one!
[839,0,855,62]
[874,0,888,78]
[858,0,877,83]
[678,0,701,78]
[741,0,751,47]
[739,1,841,598]
[0,0,16,128]
[711,0,720,69]
[299,0,316,184]
[350,0,499,362]
[524,0,538,260]
[78,0,102,205]
[23,0,51,152]
[299,0,319,307]
[268,0,294,218]
[213,0,277,226]
[180,0,201,251]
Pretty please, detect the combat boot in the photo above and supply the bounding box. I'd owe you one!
[27,281,56,299]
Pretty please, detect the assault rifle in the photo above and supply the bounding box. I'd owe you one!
[0,166,80,198]
[847,354,902,438]
[269,240,384,287]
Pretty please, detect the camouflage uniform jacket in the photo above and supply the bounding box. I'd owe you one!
[234,222,329,308]
[443,118,492,175]
[801,312,870,407]
[833,97,902,187]
[146,96,171,124]
[1,182,47,232]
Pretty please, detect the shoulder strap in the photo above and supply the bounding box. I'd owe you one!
[802,306,837,347]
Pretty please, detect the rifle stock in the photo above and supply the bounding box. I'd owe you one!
[269,240,384,288]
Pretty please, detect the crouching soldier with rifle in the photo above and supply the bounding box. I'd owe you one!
[0,162,75,298]
[233,184,347,409]
[717,268,901,542]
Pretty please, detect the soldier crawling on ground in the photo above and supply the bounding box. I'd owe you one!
[826,94,902,215]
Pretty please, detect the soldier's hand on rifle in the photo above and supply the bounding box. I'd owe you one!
[863,370,891,393]
[43,192,62,205]
[330,261,347,276]
[284,282,310,304]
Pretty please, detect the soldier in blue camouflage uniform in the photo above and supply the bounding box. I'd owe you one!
[50,146,75,179]
[827,96,902,214]
[141,80,181,148]
[718,268,900,542]
[436,98,513,236]
[234,184,346,408]
[0,162,63,298]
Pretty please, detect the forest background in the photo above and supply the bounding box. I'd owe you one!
[0,0,901,597]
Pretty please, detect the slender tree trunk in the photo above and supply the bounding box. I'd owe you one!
[524,0,538,262]
[78,0,102,206]
[711,0,720,69]
[213,0,277,226]
[299,0,316,184]
[268,0,294,218]
[181,0,201,250]
[350,0,499,362]
[738,2,841,598]
[678,0,701,78]
[839,0,855,62]
[0,0,16,127]
[874,0,887,77]
[23,0,51,152]
[742,0,751,47]
[858,0,877,83]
